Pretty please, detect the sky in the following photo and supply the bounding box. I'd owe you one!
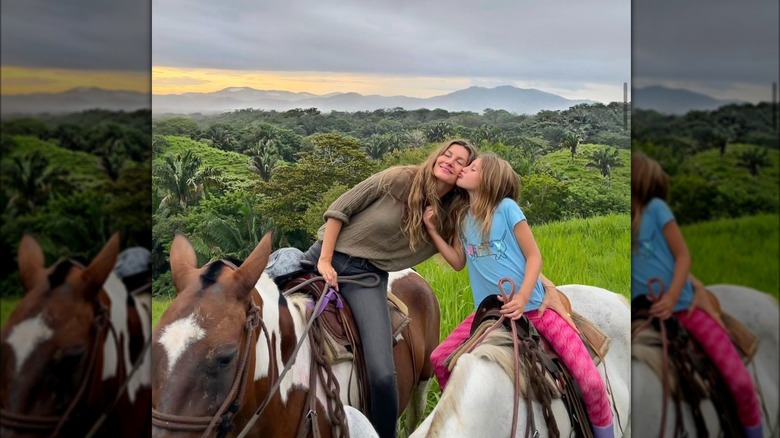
[151,0,632,103]
[633,0,779,103]
[0,0,151,94]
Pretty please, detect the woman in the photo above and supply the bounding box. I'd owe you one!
[302,139,477,438]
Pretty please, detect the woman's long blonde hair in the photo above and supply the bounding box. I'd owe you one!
[468,153,520,241]
[631,152,670,247]
[383,139,477,250]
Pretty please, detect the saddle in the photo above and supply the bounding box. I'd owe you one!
[631,296,743,437]
[445,295,602,438]
[270,254,410,412]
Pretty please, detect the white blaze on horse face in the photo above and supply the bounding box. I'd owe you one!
[158,313,205,375]
[6,313,53,375]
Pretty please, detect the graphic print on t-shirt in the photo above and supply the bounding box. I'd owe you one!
[464,230,509,260]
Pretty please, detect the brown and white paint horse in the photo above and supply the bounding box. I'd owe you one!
[152,232,440,437]
[0,233,152,437]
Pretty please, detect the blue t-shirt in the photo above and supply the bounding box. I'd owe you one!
[460,198,545,311]
[631,198,693,311]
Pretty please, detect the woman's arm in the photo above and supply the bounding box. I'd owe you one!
[318,217,343,290]
[500,220,542,320]
[423,206,465,270]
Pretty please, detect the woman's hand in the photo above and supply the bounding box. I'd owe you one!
[423,206,436,232]
[317,258,339,291]
[498,293,528,320]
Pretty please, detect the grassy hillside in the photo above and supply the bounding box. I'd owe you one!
[682,214,779,297]
[538,143,630,193]
[8,135,107,188]
[158,135,262,191]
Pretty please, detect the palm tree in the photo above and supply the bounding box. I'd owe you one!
[192,197,273,261]
[560,132,581,162]
[247,139,279,181]
[153,150,221,214]
[586,147,623,183]
[3,151,71,214]
[737,147,771,177]
[403,129,428,149]
[203,125,234,151]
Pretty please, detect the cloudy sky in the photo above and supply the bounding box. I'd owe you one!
[0,0,151,94]
[152,0,631,103]
[633,0,778,103]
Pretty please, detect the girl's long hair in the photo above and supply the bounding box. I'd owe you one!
[631,152,670,247]
[384,139,477,250]
[468,153,520,241]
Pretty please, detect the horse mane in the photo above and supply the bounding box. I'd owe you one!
[631,324,679,393]
[428,328,561,435]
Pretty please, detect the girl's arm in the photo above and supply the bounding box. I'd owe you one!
[423,206,466,270]
[652,219,691,319]
[318,217,344,290]
[500,220,542,320]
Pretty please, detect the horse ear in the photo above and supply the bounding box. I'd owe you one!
[170,233,198,294]
[18,234,45,293]
[234,232,273,299]
[82,232,121,297]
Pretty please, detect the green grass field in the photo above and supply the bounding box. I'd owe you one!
[682,213,779,297]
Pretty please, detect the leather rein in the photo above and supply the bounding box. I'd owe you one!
[0,270,152,438]
[152,272,380,438]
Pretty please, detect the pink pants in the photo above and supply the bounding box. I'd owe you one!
[674,308,762,427]
[430,309,613,427]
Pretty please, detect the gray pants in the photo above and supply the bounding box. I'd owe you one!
[303,241,398,438]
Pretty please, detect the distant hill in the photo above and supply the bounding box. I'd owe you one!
[152,85,597,115]
[1,87,150,116]
[632,85,741,115]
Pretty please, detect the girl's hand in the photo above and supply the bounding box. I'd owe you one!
[317,258,339,291]
[649,293,677,320]
[423,206,436,231]
[689,284,726,329]
[498,293,528,320]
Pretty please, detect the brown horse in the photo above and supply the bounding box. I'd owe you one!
[0,233,152,437]
[151,232,440,437]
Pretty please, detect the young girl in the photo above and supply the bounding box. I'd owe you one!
[425,153,614,438]
[631,152,762,438]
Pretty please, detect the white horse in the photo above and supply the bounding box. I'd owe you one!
[631,285,779,438]
[410,285,632,438]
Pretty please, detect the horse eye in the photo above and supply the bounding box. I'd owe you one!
[215,350,236,368]
[53,345,86,371]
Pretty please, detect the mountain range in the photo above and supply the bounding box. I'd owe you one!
[632,85,742,114]
[1,85,599,116]
[4,85,741,117]
[1,87,150,116]
[151,85,601,115]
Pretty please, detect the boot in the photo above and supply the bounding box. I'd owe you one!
[592,422,614,438]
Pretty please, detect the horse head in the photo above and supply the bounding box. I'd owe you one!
[152,232,273,437]
[0,233,128,437]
